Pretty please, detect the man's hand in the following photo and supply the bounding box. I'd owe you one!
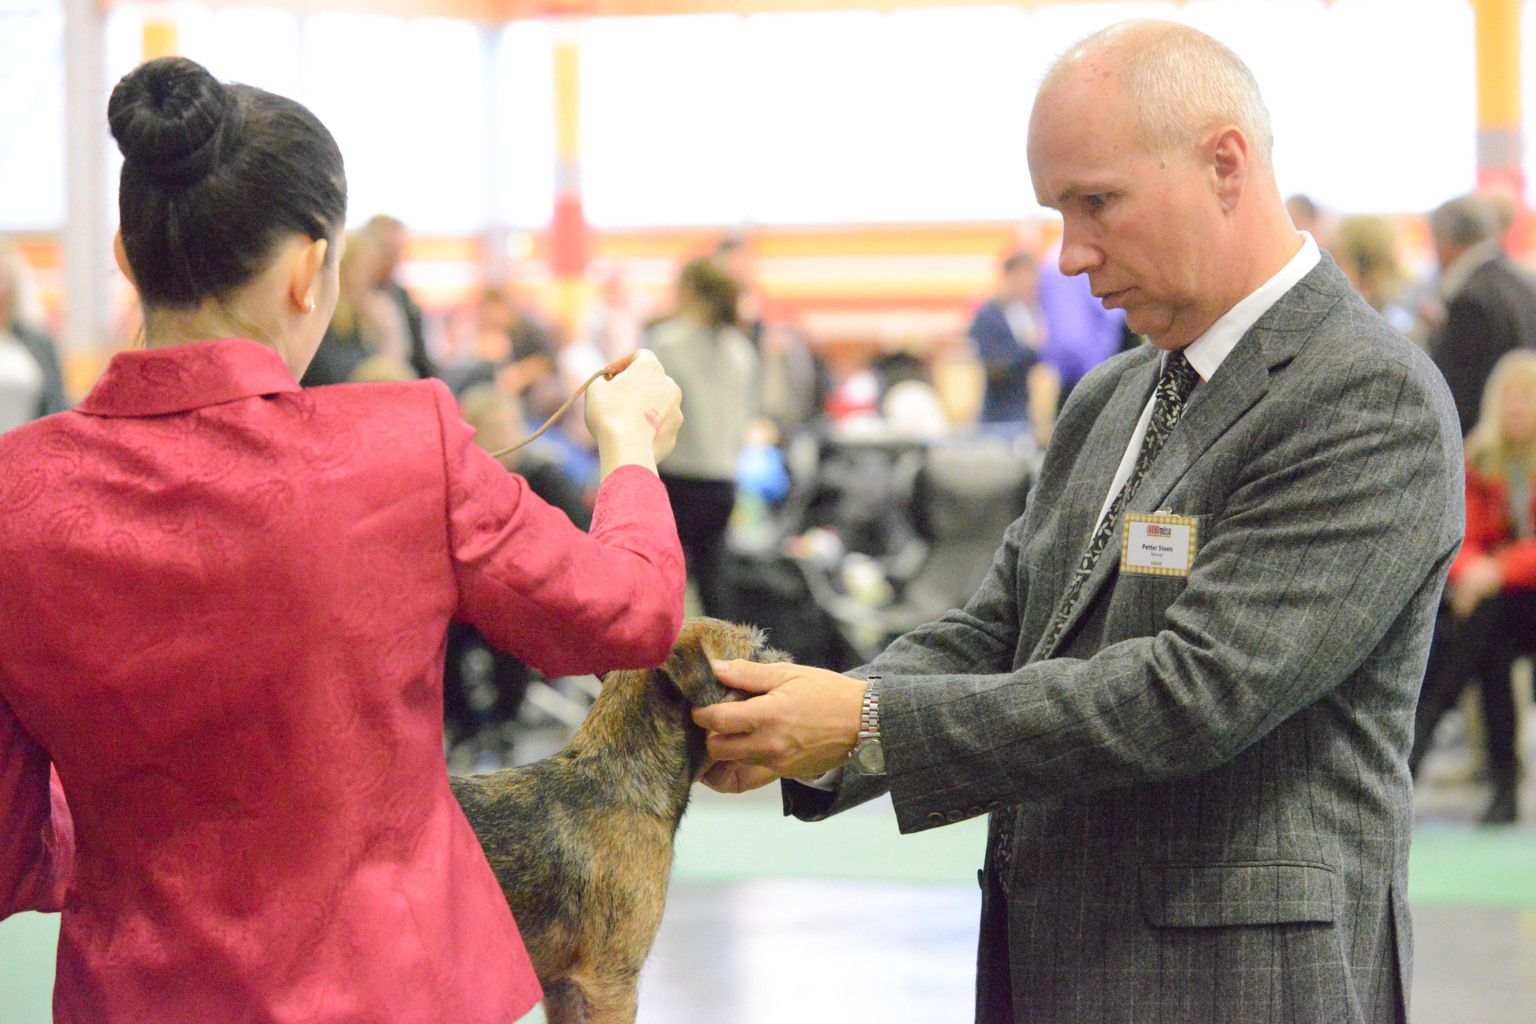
[698,761,778,794]
[692,660,865,783]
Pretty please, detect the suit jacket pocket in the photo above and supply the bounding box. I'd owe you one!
[1139,860,1338,928]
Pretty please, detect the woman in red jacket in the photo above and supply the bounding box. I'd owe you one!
[1411,348,1536,824]
[0,57,685,1023]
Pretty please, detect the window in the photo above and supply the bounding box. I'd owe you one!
[0,0,65,230]
[495,19,556,229]
[1264,0,1475,213]
[579,14,749,227]
[303,14,492,232]
[8,0,1496,234]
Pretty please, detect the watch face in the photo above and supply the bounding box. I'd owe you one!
[855,739,885,774]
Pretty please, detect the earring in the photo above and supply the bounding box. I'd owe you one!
[302,295,315,314]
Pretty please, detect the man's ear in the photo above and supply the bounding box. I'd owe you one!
[288,237,329,315]
[112,230,134,284]
[1207,126,1249,214]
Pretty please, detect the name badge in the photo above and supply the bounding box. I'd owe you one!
[1120,513,1198,577]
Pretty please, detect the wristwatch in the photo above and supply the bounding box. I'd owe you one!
[850,677,885,775]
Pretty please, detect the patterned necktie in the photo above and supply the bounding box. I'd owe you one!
[989,350,1198,877]
[1034,349,1200,661]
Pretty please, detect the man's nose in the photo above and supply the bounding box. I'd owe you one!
[1057,230,1101,279]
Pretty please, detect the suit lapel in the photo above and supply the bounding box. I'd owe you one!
[1024,353,1158,665]
[1062,352,1161,551]
[1125,335,1269,518]
[1034,256,1351,662]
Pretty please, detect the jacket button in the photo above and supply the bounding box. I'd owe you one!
[927,812,945,825]
[968,806,984,816]
[946,810,965,822]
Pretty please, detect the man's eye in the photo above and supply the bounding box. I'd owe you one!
[1084,194,1110,211]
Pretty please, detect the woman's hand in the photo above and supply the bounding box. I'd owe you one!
[584,350,683,479]
[1450,554,1503,619]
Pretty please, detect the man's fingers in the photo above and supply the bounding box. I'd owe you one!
[699,761,778,794]
[710,658,787,696]
[692,695,769,735]
[704,729,766,765]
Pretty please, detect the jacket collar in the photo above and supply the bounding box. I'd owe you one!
[1031,255,1353,662]
[76,338,301,418]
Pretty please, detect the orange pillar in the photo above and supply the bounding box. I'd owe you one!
[548,23,591,340]
[1471,0,1530,253]
[141,11,179,61]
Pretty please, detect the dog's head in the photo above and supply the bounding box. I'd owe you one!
[658,616,790,710]
[648,617,790,781]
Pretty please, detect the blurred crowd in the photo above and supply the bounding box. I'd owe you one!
[4,185,1536,788]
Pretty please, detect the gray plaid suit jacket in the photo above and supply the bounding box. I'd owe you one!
[786,256,1464,1024]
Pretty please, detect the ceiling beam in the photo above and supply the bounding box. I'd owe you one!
[102,0,1181,24]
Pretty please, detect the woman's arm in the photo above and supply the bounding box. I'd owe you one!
[432,364,687,677]
[0,696,73,918]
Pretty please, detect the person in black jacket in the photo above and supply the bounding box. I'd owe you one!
[0,238,68,431]
[361,214,436,379]
[1426,194,1536,436]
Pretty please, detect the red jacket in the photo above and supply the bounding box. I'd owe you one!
[0,339,685,1023]
[1451,459,1536,591]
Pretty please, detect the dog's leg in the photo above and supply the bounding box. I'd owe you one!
[572,976,639,1024]
[540,981,589,1024]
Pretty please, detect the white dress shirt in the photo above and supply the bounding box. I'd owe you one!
[1093,233,1320,528]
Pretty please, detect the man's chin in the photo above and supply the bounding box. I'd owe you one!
[1125,317,1186,351]
[1122,309,1159,341]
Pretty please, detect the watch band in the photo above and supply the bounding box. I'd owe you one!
[851,675,886,774]
[859,677,881,743]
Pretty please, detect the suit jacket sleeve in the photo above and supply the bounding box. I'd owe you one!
[865,353,1462,834]
[430,380,686,676]
[782,514,1031,822]
[0,694,74,918]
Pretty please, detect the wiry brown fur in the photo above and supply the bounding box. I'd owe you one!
[449,617,787,1024]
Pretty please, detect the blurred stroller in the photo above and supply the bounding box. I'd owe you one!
[720,429,1034,668]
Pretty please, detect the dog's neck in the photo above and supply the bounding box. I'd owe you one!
[566,672,698,828]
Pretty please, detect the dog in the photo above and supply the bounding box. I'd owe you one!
[449,617,787,1024]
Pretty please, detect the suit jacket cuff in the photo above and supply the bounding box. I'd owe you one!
[781,764,891,821]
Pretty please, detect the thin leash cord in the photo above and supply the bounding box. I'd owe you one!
[486,352,638,460]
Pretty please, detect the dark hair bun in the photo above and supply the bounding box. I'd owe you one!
[108,56,235,188]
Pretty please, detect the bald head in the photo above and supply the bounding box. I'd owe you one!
[1040,20,1273,169]
[1026,20,1300,352]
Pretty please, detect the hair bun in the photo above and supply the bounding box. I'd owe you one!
[108,56,235,188]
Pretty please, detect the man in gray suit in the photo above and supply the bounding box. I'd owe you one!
[1425,193,1536,436]
[694,20,1463,1024]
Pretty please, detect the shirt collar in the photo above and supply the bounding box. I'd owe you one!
[76,338,301,418]
[1179,232,1321,383]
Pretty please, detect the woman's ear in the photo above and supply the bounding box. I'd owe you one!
[288,237,329,315]
[112,230,134,284]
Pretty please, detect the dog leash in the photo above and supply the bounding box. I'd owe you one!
[487,351,639,459]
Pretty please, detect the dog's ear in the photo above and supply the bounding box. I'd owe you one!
[661,634,739,708]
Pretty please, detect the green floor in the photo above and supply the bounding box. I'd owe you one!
[4,796,1534,1023]
[671,794,1536,907]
